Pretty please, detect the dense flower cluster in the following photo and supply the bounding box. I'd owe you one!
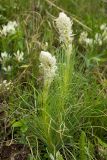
[79,23,107,47]
[55,12,73,44]
[39,51,57,86]
[0,21,18,36]
[0,50,24,72]
[79,31,93,46]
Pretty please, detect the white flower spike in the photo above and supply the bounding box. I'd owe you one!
[39,51,57,86]
[55,12,73,44]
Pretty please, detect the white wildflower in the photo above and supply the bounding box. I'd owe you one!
[99,23,107,42]
[102,31,107,41]
[1,51,8,59]
[79,31,93,46]
[0,51,11,61]
[55,12,73,43]
[14,50,24,62]
[39,51,57,86]
[100,23,107,31]
[85,38,93,46]
[0,21,18,36]
[3,65,12,72]
[102,28,107,41]
[94,33,102,46]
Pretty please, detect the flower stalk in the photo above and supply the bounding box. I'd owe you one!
[56,12,74,109]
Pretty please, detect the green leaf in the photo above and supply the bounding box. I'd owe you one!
[12,119,28,133]
[12,121,22,127]
[88,140,94,159]
[79,131,87,160]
